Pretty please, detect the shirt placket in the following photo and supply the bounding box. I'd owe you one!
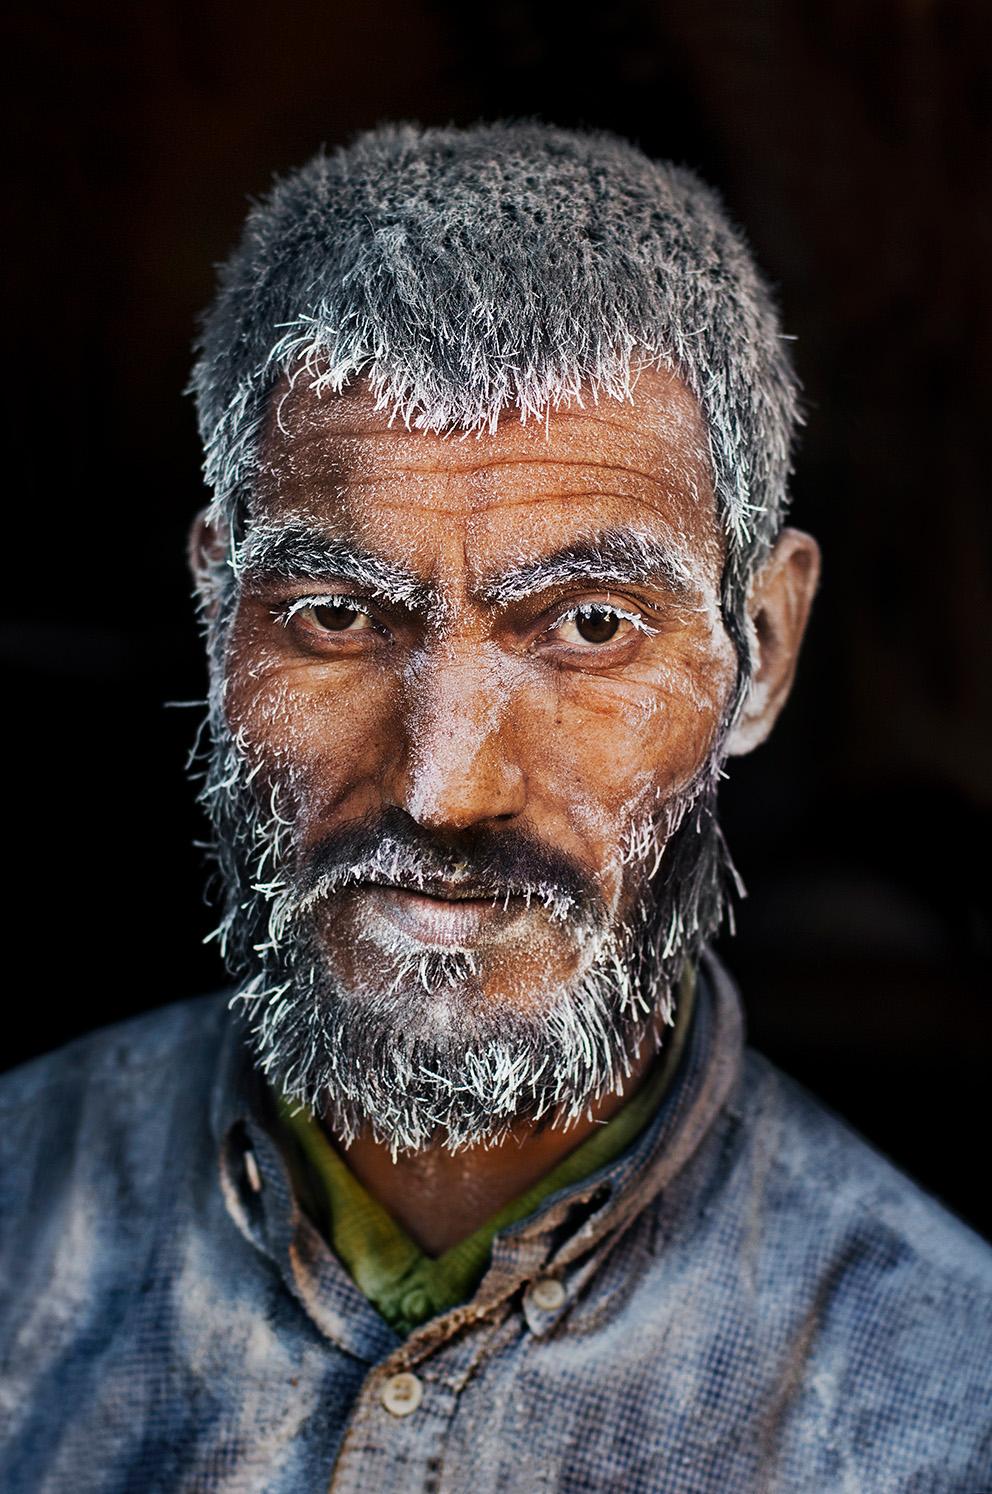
[221,1103,552,1491]
[210,954,739,1491]
[325,1226,571,1493]
[326,1329,495,1494]
[228,1112,587,1491]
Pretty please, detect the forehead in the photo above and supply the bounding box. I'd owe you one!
[250,364,724,584]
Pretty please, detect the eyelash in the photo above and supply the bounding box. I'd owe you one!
[274,594,376,627]
[549,601,658,640]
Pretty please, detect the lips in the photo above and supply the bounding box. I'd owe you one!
[359,881,527,947]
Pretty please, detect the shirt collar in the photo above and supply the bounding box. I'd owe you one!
[268,964,699,1336]
[211,946,744,1362]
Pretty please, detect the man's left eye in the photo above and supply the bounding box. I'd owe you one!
[553,605,645,647]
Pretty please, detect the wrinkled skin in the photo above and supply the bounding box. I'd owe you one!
[191,363,819,1250]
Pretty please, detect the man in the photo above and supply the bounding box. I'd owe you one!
[1,121,990,1492]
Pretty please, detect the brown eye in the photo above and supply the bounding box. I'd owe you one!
[311,602,366,632]
[574,607,621,644]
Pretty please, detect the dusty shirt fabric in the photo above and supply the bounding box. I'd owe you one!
[272,967,697,1337]
[1,950,991,1493]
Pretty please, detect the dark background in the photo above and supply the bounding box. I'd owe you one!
[3,2,989,1233]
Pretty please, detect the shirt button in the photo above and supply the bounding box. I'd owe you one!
[528,1277,566,1312]
[401,1288,432,1323]
[380,1372,424,1417]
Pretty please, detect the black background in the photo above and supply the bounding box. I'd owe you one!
[3,1,989,1234]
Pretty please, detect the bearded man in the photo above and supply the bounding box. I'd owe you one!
[2,121,990,1493]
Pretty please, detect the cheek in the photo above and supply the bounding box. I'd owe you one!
[521,634,734,808]
[513,631,735,899]
[222,653,398,831]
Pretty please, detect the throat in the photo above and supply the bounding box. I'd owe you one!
[328,1035,664,1255]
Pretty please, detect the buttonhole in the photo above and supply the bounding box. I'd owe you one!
[244,1148,263,1194]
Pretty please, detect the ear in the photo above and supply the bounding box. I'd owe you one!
[187,507,230,623]
[724,526,821,756]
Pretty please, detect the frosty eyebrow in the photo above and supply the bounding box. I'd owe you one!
[475,529,698,606]
[236,523,438,611]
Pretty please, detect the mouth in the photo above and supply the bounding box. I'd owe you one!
[358,880,530,947]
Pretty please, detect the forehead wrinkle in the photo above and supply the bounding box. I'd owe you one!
[281,448,703,501]
[266,374,711,483]
[234,520,440,612]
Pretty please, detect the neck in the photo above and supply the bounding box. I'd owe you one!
[322,1034,664,1256]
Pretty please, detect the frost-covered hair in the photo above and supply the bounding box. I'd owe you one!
[187,120,798,1153]
[189,119,800,716]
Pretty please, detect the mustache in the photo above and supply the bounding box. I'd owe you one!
[289,806,605,925]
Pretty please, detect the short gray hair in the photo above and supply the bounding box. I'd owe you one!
[189,119,800,715]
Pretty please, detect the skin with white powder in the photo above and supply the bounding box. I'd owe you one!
[191,361,818,1253]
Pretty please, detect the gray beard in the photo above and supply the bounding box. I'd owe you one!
[195,715,739,1157]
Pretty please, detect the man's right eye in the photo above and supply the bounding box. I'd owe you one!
[309,602,371,632]
[274,595,377,636]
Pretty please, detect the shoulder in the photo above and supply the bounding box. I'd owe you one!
[696,949,991,1293]
[735,1047,992,1292]
[715,1049,992,1481]
[0,993,235,1244]
[622,1040,992,1485]
[0,991,233,1118]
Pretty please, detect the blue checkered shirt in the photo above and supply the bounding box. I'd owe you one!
[2,950,991,1491]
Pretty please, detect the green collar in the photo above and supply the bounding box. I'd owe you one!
[273,964,696,1336]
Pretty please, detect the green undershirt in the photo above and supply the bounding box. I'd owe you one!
[273,964,696,1337]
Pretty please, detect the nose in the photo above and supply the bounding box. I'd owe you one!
[387,646,527,833]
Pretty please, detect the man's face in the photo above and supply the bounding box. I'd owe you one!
[204,364,740,1150]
